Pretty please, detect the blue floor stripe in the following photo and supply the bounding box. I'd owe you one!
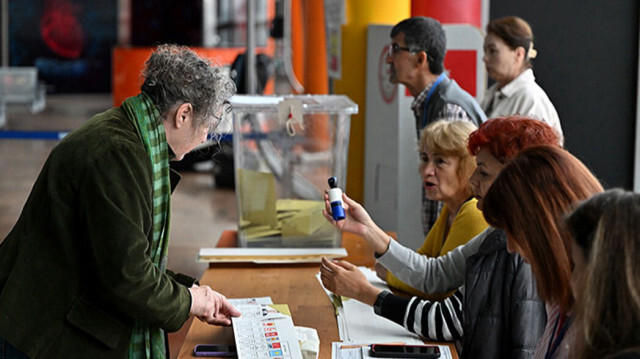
[0,131,233,141]
[0,130,70,140]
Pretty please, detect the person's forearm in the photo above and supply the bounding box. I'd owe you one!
[356,284,383,306]
[362,223,392,255]
[378,290,465,341]
[378,228,491,293]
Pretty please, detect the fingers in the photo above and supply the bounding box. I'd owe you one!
[208,315,233,326]
[332,259,355,271]
[191,285,241,326]
[321,256,340,271]
[322,209,336,223]
[320,257,339,291]
[207,296,239,326]
[219,297,242,318]
[342,193,356,207]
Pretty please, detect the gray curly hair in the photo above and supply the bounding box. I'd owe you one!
[141,44,236,130]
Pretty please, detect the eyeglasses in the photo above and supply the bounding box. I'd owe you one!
[386,43,422,56]
[209,100,233,133]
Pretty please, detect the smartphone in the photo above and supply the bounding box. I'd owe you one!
[370,344,440,358]
[193,344,238,357]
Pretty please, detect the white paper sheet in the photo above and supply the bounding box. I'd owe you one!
[232,303,303,359]
[331,342,453,359]
[316,267,422,344]
[199,247,348,263]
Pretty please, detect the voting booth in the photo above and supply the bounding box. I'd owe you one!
[230,95,357,248]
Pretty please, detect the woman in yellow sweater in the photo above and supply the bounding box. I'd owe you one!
[323,120,487,300]
[383,120,487,299]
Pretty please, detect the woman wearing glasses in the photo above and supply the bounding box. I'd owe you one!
[482,16,563,142]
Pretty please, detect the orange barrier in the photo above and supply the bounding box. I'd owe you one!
[112,42,276,107]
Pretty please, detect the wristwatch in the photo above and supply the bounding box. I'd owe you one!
[373,290,391,315]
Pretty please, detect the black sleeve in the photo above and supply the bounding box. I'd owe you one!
[377,289,465,341]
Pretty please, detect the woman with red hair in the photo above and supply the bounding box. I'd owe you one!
[321,116,560,358]
[482,146,604,359]
[371,116,562,296]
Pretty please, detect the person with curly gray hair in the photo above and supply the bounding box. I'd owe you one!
[0,44,240,359]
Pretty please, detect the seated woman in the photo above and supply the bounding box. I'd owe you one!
[321,117,557,358]
[565,189,640,359]
[379,120,488,299]
[375,116,561,296]
[482,146,604,359]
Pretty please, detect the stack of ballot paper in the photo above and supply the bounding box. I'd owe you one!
[230,297,303,359]
[316,267,424,344]
[317,269,455,359]
[236,169,339,247]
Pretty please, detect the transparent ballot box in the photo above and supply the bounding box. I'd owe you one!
[231,95,357,247]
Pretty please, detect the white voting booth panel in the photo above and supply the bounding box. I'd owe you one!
[364,24,485,250]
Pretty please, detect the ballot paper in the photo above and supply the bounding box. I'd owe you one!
[316,267,423,344]
[198,247,347,264]
[228,297,274,306]
[232,303,303,359]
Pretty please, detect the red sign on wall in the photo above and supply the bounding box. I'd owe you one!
[444,50,478,97]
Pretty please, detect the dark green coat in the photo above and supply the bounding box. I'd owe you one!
[0,107,195,358]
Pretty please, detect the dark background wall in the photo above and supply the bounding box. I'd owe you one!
[8,0,117,93]
[490,0,639,189]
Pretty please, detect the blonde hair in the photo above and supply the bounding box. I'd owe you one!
[419,120,478,189]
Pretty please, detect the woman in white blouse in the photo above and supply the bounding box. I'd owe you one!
[482,16,564,142]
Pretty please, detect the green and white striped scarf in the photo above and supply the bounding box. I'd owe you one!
[122,92,171,359]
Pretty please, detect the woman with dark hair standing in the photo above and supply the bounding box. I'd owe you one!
[482,16,563,141]
[482,146,604,359]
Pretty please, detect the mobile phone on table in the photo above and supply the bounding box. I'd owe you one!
[370,344,440,358]
[193,344,238,357]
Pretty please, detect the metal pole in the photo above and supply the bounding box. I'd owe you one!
[246,0,257,94]
[202,0,217,47]
[116,0,131,46]
[282,0,304,93]
[1,0,9,66]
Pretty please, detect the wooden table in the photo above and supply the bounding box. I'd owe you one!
[177,263,340,359]
[177,231,458,359]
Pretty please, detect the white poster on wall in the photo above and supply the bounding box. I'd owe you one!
[324,0,345,79]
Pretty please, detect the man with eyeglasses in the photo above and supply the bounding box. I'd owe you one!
[386,16,486,236]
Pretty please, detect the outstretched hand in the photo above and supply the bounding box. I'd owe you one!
[322,192,376,236]
[322,192,392,254]
[319,257,381,306]
[189,285,241,326]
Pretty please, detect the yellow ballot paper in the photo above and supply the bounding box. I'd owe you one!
[237,168,278,228]
[232,304,303,359]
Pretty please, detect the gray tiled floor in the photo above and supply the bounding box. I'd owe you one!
[0,94,238,357]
